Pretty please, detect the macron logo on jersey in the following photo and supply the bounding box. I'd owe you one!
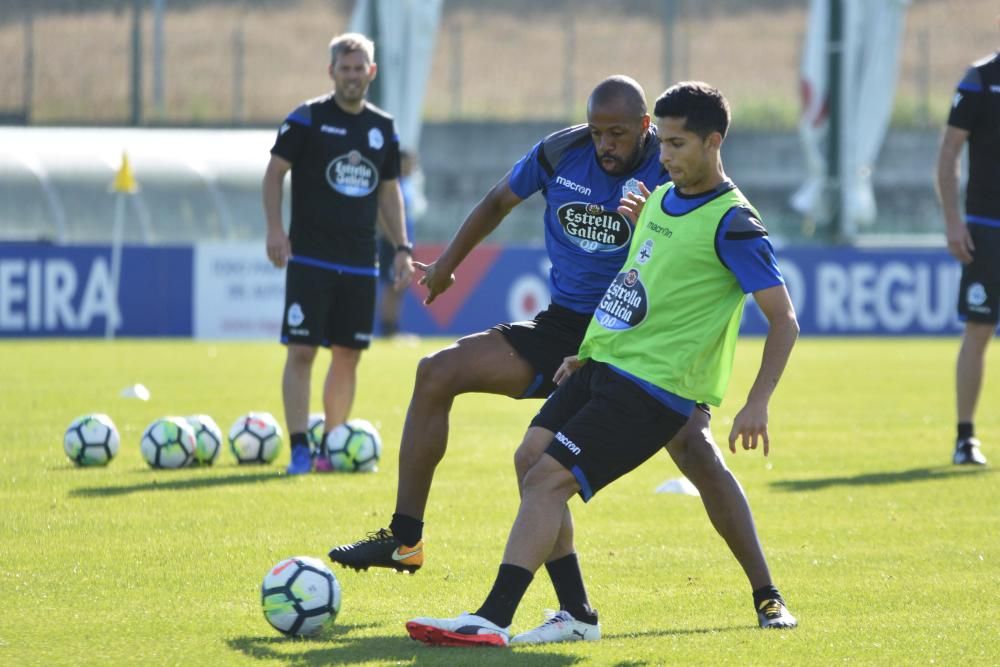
[321,124,347,135]
[556,176,592,196]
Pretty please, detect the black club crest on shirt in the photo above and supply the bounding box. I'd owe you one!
[556,202,632,253]
[326,150,379,197]
[594,269,647,331]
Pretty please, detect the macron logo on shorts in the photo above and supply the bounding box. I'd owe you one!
[555,431,581,456]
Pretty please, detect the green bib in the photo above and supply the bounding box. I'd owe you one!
[578,182,757,406]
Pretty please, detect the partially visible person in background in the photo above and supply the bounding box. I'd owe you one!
[935,45,1000,467]
[262,32,414,475]
[377,150,425,337]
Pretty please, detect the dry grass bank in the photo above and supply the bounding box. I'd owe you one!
[0,0,995,126]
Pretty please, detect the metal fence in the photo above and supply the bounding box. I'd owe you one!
[0,0,996,127]
[1,0,995,243]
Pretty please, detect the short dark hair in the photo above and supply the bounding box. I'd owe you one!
[330,32,375,66]
[588,75,647,118]
[653,82,730,140]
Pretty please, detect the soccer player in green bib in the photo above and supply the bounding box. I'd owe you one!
[406,82,800,647]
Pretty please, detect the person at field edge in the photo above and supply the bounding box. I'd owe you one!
[376,150,423,337]
[262,32,414,475]
[935,45,1000,467]
[329,75,797,637]
[404,81,799,648]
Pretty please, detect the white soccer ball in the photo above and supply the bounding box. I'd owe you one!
[140,416,196,469]
[323,419,381,472]
[261,556,341,636]
[64,413,120,466]
[306,412,325,450]
[229,412,283,464]
[186,414,223,465]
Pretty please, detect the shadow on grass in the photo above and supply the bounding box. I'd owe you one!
[228,627,584,666]
[771,465,993,492]
[69,470,286,497]
[602,625,746,640]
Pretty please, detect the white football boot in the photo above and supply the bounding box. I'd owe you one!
[757,598,798,629]
[511,609,601,644]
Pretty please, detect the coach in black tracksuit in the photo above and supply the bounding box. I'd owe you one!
[262,32,413,475]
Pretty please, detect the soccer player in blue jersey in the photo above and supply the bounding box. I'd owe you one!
[405,80,798,648]
[330,76,794,635]
[263,33,414,475]
[936,48,1000,467]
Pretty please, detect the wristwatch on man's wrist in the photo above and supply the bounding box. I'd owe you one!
[395,242,414,255]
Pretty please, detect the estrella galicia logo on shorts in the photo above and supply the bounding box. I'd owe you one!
[556,202,632,253]
[326,150,379,197]
[287,302,305,328]
[594,268,647,330]
[966,282,990,313]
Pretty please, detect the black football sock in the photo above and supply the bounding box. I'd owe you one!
[958,422,974,441]
[545,553,598,624]
[290,432,309,451]
[475,564,534,628]
[389,513,424,547]
[752,584,782,609]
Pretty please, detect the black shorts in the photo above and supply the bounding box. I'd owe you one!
[959,223,1000,324]
[493,303,592,399]
[281,260,376,349]
[531,361,689,502]
[377,237,396,285]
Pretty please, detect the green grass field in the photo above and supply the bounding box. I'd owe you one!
[1,338,998,666]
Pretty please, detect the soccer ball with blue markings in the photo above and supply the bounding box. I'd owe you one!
[322,419,381,472]
[185,414,223,465]
[64,413,120,466]
[228,412,283,464]
[261,556,341,636]
[307,412,325,450]
[140,416,196,469]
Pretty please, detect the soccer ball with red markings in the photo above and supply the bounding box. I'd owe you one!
[140,416,197,469]
[228,412,283,464]
[64,413,120,466]
[261,556,341,636]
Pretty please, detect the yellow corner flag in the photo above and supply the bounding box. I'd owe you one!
[112,152,139,194]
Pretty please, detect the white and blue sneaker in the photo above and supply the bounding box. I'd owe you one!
[406,612,509,647]
[953,438,987,466]
[285,444,313,475]
[510,609,600,644]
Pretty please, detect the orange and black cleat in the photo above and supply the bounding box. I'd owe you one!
[328,527,424,573]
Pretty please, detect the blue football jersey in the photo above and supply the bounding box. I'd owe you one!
[508,125,668,314]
